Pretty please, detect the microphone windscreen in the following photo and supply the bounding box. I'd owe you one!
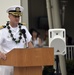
[21,29,26,34]
[21,29,26,39]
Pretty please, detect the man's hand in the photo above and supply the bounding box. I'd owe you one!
[0,51,6,60]
[28,41,34,48]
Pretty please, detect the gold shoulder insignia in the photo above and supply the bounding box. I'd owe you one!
[21,23,26,26]
[0,25,4,29]
[0,25,6,29]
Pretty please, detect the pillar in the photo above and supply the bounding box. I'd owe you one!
[21,0,29,29]
[46,0,67,75]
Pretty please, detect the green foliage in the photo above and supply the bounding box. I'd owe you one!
[66,60,74,75]
[42,60,74,75]
[42,66,55,75]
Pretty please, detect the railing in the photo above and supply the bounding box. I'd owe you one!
[43,45,74,60]
[66,45,74,60]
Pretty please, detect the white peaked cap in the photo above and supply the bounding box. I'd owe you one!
[6,5,24,13]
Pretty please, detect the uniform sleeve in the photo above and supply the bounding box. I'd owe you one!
[23,26,32,43]
[0,30,3,45]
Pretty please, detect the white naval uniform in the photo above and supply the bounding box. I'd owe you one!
[0,24,32,75]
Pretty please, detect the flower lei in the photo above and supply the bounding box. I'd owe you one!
[6,21,22,44]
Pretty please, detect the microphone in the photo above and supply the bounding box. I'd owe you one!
[21,29,26,41]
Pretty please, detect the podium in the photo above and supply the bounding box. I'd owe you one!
[0,48,54,75]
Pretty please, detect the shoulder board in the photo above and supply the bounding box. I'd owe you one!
[21,23,26,26]
[0,25,6,29]
[19,23,26,26]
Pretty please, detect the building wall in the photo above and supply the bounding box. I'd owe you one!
[0,0,20,25]
[64,0,74,41]
[28,0,47,29]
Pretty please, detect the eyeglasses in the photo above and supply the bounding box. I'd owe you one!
[13,15,20,18]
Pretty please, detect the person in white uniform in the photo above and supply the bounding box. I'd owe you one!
[0,5,34,75]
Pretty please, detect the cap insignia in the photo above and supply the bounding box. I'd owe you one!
[15,7,20,12]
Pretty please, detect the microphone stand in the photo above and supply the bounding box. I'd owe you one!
[55,55,59,75]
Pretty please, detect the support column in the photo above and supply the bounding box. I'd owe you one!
[20,0,29,29]
[51,0,61,28]
[46,0,53,28]
[46,0,56,73]
[59,55,67,75]
[51,0,67,75]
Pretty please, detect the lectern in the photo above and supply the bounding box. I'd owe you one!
[0,48,54,75]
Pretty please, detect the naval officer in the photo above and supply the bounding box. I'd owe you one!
[0,5,34,75]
